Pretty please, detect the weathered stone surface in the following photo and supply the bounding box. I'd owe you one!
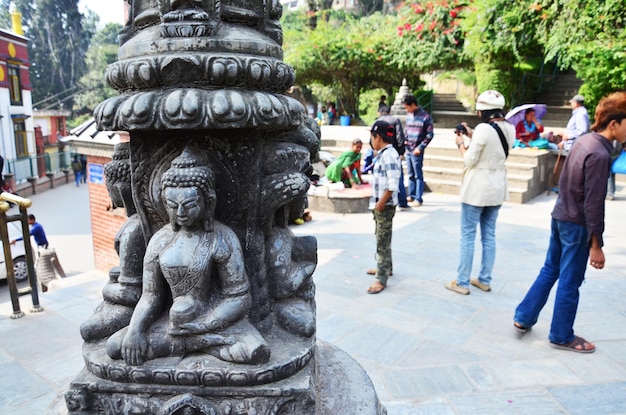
[67,0,385,413]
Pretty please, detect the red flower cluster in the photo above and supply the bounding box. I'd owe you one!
[397,0,466,40]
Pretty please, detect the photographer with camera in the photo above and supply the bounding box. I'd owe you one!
[454,122,473,148]
[445,91,515,295]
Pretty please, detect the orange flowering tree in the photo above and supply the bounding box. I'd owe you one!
[392,0,470,73]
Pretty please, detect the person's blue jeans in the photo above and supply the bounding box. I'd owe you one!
[456,203,500,288]
[514,219,589,344]
[398,164,408,207]
[406,151,424,203]
[607,173,616,198]
[74,172,82,186]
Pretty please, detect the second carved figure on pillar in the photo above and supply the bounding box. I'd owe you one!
[106,147,270,366]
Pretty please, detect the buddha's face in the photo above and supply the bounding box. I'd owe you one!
[164,186,205,229]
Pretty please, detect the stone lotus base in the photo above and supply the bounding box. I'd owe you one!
[65,341,386,415]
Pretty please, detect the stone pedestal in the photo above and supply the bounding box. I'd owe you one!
[66,1,385,413]
[67,341,385,415]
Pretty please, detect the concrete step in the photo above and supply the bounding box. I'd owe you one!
[425,177,528,203]
[432,111,480,129]
[433,94,468,112]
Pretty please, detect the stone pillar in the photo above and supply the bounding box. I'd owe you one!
[66,2,385,414]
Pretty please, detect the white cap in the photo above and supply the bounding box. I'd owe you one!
[476,90,506,111]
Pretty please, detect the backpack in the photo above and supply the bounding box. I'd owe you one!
[72,160,82,172]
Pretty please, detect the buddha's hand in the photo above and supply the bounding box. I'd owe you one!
[176,316,228,335]
[121,331,148,366]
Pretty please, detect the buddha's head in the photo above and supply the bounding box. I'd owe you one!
[104,143,132,210]
[161,147,216,231]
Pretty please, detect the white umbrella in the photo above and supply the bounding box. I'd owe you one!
[505,103,547,127]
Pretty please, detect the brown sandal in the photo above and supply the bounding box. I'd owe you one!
[514,322,529,333]
[367,282,386,294]
[366,269,393,276]
[550,335,596,353]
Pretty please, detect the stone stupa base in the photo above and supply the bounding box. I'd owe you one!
[65,341,386,414]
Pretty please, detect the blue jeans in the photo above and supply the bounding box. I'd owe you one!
[456,203,500,288]
[398,164,408,207]
[74,172,82,186]
[406,151,424,203]
[514,219,589,344]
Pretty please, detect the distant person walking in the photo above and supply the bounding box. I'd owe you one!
[514,92,626,353]
[80,155,87,183]
[11,214,49,249]
[72,156,82,187]
[445,90,515,295]
[402,94,434,207]
[366,120,401,295]
[376,105,409,209]
[560,94,590,151]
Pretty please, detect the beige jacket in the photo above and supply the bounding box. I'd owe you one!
[460,120,515,206]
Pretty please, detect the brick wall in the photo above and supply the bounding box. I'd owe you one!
[87,155,126,273]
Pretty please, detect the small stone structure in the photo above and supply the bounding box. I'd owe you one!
[65,1,386,414]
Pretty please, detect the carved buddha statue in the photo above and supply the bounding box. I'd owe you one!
[106,148,270,366]
[80,143,144,342]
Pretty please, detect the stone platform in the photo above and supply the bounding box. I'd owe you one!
[307,183,371,214]
[65,341,386,415]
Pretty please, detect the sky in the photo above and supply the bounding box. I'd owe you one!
[79,0,125,26]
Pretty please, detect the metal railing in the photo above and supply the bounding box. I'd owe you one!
[6,150,72,182]
[0,193,43,319]
[416,90,434,115]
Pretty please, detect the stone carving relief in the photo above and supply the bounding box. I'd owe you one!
[81,143,145,341]
[65,0,376,412]
[105,148,270,366]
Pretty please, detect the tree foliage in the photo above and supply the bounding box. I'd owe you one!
[285,0,625,117]
[393,0,469,73]
[27,0,95,109]
[73,23,122,115]
[284,11,420,116]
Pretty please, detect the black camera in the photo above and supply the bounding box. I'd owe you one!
[454,123,468,135]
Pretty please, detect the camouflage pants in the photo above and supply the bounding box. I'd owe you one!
[373,205,395,285]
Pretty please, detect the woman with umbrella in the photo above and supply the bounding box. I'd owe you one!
[515,108,544,147]
[506,104,548,148]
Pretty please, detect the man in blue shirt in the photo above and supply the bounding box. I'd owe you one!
[11,214,49,249]
[560,94,590,151]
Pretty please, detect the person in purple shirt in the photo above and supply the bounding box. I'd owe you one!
[11,214,49,249]
[514,91,626,353]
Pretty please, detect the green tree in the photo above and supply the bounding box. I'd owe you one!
[73,23,122,115]
[536,0,626,113]
[28,0,95,109]
[284,11,419,117]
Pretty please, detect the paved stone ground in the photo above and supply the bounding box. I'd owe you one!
[1,183,626,414]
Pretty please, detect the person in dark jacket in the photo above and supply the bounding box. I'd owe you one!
[514,92,626,353]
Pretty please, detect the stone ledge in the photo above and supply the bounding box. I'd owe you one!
[307,185,371,214]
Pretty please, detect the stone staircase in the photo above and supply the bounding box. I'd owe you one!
[423,146,556,204]
[530,70,584,128]
[317,126,558,204]
[431,93,480,129]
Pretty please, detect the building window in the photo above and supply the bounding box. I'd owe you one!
[56,117,64,136]
[14,120,28,157]
[8,65,22,105]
